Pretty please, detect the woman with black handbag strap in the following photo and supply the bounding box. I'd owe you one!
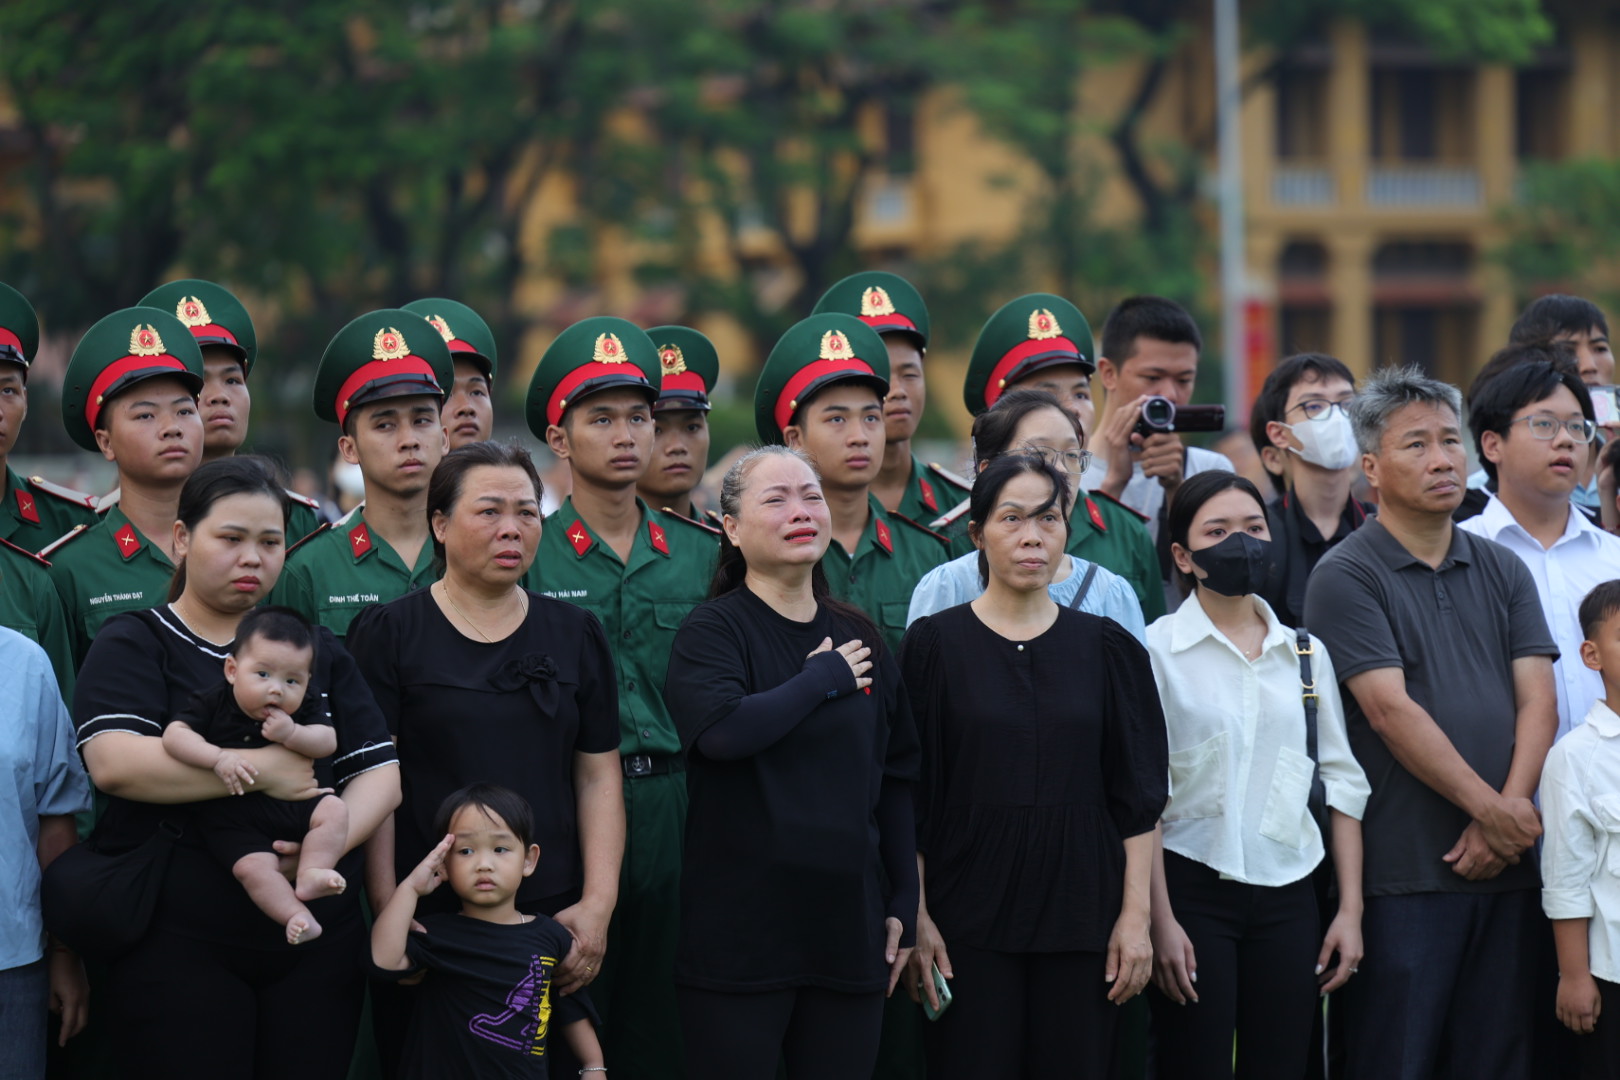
[67,458,400,1078]
[1144,471,1370,1079]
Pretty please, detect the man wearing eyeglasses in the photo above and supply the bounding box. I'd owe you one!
[1252,352,1371,627]
[1459,344,1620,741]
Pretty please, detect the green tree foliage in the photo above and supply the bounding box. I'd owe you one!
[1497,158,1620,315]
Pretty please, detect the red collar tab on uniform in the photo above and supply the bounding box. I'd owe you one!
[566,519,594,557]
[874,516,893,554]
[348,521,374,560]
[1085,496,1107,533]
[648,519,670,555]
[918,478,937,513]
[14,487,38,524]
[113,522,142,560]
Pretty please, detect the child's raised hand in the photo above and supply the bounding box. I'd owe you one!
[213,750,258,796]
[260,707,296,745]
[406,834,455,897]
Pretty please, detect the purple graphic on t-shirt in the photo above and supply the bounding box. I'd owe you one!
[470,953,556,1056]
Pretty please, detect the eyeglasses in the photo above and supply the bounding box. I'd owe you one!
[1021,445,1094,474]
[1286,398,1355,421]
[1509,414,1597,444]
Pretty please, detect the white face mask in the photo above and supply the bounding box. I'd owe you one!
[1287,408,1359,471]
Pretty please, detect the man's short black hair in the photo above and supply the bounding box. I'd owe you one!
[433,782,536,850]
[1249,353,1357,493]
[1466,340,1580,411]
[1467,353,1595,485]
[232,605,315,660]
[1510,294,1610,347]
[1580,579,1620,641]
[1100,296,1202,366]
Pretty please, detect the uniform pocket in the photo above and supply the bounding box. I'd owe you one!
[1164,733,1227,822]
[1259,746,1318,850]
[1593,795,1620,874]
[881,602,911,639]
[653,602,693,631]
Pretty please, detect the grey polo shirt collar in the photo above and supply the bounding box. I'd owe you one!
[1360,517,1474,573]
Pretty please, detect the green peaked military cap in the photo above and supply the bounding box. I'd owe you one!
[61,307,205,451]
[646,325,718,413]
[401,298,498,380]
[755,313,890,445]
[812,270,929,350]
[139,279,259,375]
[525,316,661,435]
[963,293,1094,416]
[313,309,453,426]
[0,282,40,374]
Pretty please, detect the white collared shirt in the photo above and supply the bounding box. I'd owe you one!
[1459,495,1620,740]
[1146,591,1370,887]
[1541,700,1620,983]
[1082,445,1234,543]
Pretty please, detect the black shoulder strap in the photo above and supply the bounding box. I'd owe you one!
[1296,627,1319,764]
[1067,560,1101,609]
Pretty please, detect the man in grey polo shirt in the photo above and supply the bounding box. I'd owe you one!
[1304,366,1559,1080]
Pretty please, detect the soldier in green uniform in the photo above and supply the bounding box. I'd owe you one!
[402,297,500,449]
[956,292,1165,620]
[755,312,949,655]
[138,279,325,542]
[0,283,98,554]
[0,538,74,697]
[813,271,971,531]
[637,324,719,527]
[269,310,451,640]
[45,307,205,665]
[522,316,717,1080]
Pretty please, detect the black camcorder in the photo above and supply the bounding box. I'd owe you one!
[1133,395,1226,437]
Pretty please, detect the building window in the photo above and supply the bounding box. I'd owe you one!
[1276,65,1328,162]
[1371,240,1479,386]
[1371,68,1475,163]
[1517,65,1570,161]
[1277,241,1332,356]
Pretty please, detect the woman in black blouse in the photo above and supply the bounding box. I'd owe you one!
[663,445,920,1080]
[73,457,401,1078]
[900,452,1167,1078]
[345,441,622,985]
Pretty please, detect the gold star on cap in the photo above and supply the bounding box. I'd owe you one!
[175,297,211,327]
[593,333,627,364]
[426,314,454,344]
[819,330,852,360]
[1027,308,1062,340]
[129,324,166,356]
[659,344,687,376]
[860,286,896,317]
[372,327,411,361]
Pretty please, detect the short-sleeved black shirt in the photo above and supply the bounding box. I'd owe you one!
[73,605,398,948]
[346,589,620,914]
[1303,519,1558,896]
[175,680,329,750]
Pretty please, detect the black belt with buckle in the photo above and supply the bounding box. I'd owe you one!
[622,753,685,778]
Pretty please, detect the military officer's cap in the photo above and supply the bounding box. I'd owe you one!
[812,271,929,350]
[963,293,1094,416]
[139,279,258,374]
[646,325,718,413]
[0,283,39,375]
[525,316,660,434]
[61,307,205,451]
[755,314,890,445]
[401,298,498,380]
[314,310,453,427]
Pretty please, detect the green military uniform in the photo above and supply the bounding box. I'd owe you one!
[46,307,203,668]
[402,297,498,381]
[522,316,716,1080]
[267,309,452,638]
[644,324,720,526]
[140,279,324,543]
[0,536,75,697]
[901,456,969,537]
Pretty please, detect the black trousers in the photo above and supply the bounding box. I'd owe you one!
[677,984,885,1079]
[100,919,365,1080]
[925,944,1119,1079]
[1579,978,1620,1080]
[1149,851,1320,1080]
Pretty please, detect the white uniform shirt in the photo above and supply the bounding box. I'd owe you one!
[1146,590,1370,887]
[1541,700,1620,983]
[1459,495,1620,740]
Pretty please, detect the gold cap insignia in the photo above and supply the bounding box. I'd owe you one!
[593,332,627,364]
[175,297,211,328]
[1027,308,1062,340]
[819,330,853,361]
[861,286,896,317]
[372,327,411,361]
[659,344,687,376]
[426,314,454,344]
[129,324,166,356]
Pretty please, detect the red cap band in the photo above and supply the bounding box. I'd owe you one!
[0,327,23,355]
[87,354,190,431]
[548,362,651,428]
[659,371,707,397]
[860,313,918,334]
[982,335,1081,410]
[184,323,240,347]
[445,337,476,354]
[335,356,441,427]
[775,358,879,434]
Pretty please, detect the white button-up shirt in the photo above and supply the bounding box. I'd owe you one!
[1541,700,1620,983]
[1146,591,1370,887]
[1459,495,1620,741]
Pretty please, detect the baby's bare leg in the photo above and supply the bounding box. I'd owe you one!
[294,794,350,902]
[233,850,322,945]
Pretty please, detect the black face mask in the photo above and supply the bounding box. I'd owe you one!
[1189,532,1275,598]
